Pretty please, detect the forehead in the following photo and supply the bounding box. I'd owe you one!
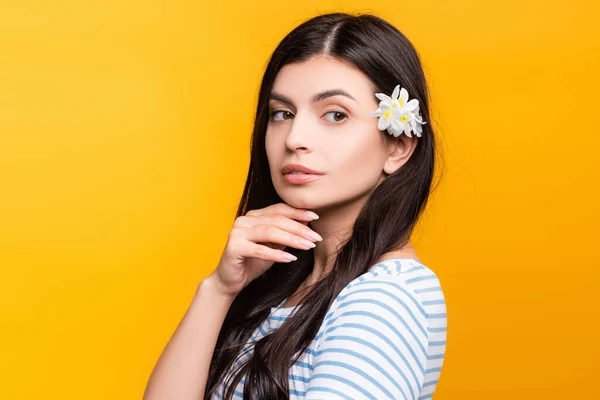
[271,56,376,104]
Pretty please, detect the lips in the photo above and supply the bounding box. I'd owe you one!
[283,172,323,184]
[281,163,325,175]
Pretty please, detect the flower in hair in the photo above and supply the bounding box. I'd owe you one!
[369,85,426,138]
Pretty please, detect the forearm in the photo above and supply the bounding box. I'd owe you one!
[143,275,236,400]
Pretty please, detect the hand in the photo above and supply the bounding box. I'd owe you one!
[206,203,322,298]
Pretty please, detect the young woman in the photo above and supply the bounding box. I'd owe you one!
[144,12,447,400]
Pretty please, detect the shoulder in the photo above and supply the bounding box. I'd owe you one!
[349,257,442,293]
[321,258,445,333]
[306,259,446,399]
[312,258,447,354]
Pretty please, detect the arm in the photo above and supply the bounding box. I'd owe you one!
[143,275,236,400]
[305,276,429,400]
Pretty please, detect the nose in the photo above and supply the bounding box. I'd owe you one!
[285,110,316,151]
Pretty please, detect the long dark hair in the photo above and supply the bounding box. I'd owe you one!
[204,12,443,399]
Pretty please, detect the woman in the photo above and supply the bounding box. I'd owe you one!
[144,12,447,400]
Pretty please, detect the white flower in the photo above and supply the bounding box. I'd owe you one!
[396,109,413,138]
[376,85,420,113]
[370,85,426,138]
[369,102,404,136]
[375,85,401,108]
[409,112,426,138]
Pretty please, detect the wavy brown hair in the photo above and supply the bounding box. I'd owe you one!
[204,12,443,400]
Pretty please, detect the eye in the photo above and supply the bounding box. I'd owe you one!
[269,110,294,122]
[324,111,348,124]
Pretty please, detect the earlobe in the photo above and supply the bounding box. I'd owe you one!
[383,161,397,175]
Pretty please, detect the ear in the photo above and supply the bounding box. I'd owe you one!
[383,135,418,175]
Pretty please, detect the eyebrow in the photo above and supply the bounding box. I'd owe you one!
[269,89,357,107]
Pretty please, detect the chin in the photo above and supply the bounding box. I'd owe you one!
[279,192,321,210]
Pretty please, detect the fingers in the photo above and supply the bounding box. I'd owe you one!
[228,232,298,263]
[233,203,322,259]
[246,203,319,222]
[243,225,319,251]
[244,242,298,263]
[237,213,322,243]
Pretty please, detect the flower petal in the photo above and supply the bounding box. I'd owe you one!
[406,99,419,111]
[399,87,409,103]
[403,122,413,138]
[391,107,405,117]
[375,93,391,102]
[378,117,391,130]
[412,111,426,124]
[397,120,408,136]
[392,85,400,100]
[415,123,423,137]
[388,121,400,136]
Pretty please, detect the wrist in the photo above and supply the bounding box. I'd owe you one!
[198,274,239,302]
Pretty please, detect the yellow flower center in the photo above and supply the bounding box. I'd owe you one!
[399,98,405,107]
[400,114,408,123]
[383,109,392,119]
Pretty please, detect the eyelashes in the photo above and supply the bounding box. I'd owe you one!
[268,109,348,124]
[269,110,294,122]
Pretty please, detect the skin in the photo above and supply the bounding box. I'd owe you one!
[265,55,421,306]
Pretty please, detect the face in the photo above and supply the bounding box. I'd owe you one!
[265,55,416,213]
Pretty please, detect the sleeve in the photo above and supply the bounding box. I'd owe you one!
[305,276,429,400]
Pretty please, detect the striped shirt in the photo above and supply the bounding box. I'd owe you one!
[211,258,447,400]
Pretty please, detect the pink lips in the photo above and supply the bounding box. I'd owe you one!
[281,163,325,185]
[283,173,323,184]
[281,163,325,175]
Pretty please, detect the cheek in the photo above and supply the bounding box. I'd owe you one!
[265,129,279,160]
[332,126,382,164]
[328,131,385,183]
[265,134,276,175]
[265,129,287,183]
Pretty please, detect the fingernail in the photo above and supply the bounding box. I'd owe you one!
[304,211,319,220]
[307,231,323,242]
[300,239,316,248]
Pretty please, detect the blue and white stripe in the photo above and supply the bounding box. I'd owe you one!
[211,258,447,400]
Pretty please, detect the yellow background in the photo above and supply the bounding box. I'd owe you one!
[1,1,598,399]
